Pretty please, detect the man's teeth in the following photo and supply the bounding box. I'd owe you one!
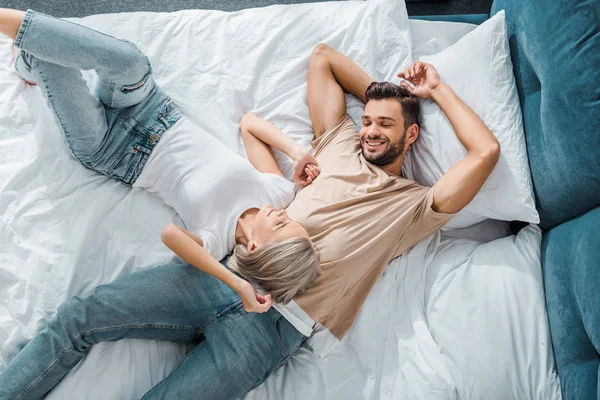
[367,141,385,146]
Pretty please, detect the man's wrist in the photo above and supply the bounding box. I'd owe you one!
[430,82,452,103]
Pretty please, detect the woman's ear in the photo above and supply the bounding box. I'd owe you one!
[247,240,258,253]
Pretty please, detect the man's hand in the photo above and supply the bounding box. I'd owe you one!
[235,279,273,313]
[292,149,320,187]
[399,63,501,215]
[397,62,440,99]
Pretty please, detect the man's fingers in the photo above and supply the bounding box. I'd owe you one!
[305,166,312,176]
[400,80,415,94]
[410,63,419,79]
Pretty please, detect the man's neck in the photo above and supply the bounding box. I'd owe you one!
[380,154,406,177]
[234,208,259,245]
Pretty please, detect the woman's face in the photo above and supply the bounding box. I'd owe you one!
[249,205,309,250]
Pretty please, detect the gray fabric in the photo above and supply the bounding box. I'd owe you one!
[0,0,494,18]
[0,0,345,17]
[407,0,493,15]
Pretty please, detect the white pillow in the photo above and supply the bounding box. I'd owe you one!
[425,225,561,399]
[402,11,539,229]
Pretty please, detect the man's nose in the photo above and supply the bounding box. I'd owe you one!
[367,126,380,136]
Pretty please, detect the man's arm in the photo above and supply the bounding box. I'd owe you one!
[398,62,500,214]
[308,44,373,138]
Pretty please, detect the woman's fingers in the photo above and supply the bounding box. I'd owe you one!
[253,293,272,312]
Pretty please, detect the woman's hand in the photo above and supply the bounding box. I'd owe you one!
[235,279,273,313]
[292,149,320,187]
[397,61,440,99]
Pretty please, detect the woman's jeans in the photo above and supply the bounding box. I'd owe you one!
[0,261,306,399]
[0,10,306,400]
[13,9,181,184]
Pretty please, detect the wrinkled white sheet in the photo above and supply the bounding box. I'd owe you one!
[0,4,560,399]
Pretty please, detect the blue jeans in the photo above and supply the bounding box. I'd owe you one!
[0,261,306,399]
[13,9,181,185]
[0,10,306,399]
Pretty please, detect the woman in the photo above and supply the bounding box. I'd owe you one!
[0,8,321,399]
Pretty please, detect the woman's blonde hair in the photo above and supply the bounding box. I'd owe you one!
[227,237,321,304]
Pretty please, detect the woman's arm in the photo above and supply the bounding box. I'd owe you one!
[240,113,320,187]
[170,223,204,247]
[240,114,287,178]
[161,223,272,312]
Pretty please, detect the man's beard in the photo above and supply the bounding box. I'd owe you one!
[361,131,406,167]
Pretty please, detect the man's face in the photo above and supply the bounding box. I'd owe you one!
[359,99,408,167]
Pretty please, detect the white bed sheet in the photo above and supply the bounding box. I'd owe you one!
[0,8,561,400]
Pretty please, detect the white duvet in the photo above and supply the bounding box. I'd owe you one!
[0,1,561,399]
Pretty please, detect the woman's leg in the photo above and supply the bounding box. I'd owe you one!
[8,9,156,109]
[0,8,24,39]
[0,261,242,400]
[15,52,111,162]
[2,8,160,168]
[142,306,306,399]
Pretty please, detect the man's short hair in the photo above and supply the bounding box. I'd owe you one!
[364,82,420,129]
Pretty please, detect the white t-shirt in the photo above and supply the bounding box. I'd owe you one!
[133,116,295,261]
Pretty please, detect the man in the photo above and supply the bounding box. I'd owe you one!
[282,43,501,340]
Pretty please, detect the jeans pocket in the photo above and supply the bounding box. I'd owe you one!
[121,71,152,93]
[107,146,144,184]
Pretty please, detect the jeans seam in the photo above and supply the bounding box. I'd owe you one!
[13,9,33,49]
[121,70,152,92]
[32,59,85,164]
[109,80,115,108]
[191,299,243,334]
[17,346,73,399]
[270,312,289,359]
[77,323,198,338]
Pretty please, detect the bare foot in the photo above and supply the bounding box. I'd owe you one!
[11,43,36,85]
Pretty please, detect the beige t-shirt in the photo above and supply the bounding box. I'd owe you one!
[287,115,455,340]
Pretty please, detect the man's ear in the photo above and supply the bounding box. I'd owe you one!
[247,240,258,253]
[406,124,419,150]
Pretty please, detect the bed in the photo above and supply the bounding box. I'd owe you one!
[0,0,576,398]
